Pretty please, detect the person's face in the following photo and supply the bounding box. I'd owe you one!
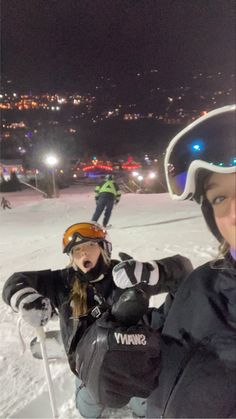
[72,241,101,273]
[205,172,236,249]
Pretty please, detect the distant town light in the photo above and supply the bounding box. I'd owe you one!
[57,97,65,104]
[132,171,139,177]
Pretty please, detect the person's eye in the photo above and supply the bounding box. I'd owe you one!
[211,195,225,205]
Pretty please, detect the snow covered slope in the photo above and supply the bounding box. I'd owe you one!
[0,185,217,418]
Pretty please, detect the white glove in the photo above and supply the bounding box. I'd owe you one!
[11,288,52,327]
[112,252,159,289]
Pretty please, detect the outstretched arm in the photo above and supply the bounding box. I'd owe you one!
[2,270,59,327]
[112,253,193,297]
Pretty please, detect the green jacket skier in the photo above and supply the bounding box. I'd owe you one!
[92,174,121,227]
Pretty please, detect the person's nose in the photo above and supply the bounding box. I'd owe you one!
[81,246,89,256]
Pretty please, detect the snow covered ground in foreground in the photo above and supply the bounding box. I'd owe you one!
[0,185,218,419]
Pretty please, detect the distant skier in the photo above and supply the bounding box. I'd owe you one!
[91,174,121,227]
[1,197,12,210]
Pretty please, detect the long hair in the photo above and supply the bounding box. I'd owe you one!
[69,246,110,319]
[70,279,88,319]
[218,241,230,258]
[210,240,231,270]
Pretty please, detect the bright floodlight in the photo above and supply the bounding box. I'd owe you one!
[45,155,58,166]
[137,175,143,181]
[132,171,139,177]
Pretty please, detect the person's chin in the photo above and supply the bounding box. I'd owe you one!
[80,265,94,273]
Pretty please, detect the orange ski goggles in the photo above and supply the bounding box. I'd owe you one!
[63,222,107,254]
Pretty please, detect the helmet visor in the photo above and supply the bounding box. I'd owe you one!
[63,222,107,253]
[165,106,236,199]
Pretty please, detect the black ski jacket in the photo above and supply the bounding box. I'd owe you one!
[2,254,192,377]
[2,261,119,373]
[147,254,236,418]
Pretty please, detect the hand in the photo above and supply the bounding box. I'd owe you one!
[112,252,159,289]
[111,287,149,325]
[19,294,52,327]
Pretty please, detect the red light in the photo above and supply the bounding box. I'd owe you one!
[82,165,113,172]
[122,156,141,170]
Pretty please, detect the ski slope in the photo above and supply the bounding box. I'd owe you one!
[0,185,218,418]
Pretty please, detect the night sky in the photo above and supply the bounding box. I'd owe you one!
[2,0,236,91]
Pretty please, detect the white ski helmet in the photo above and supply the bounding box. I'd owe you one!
[164,104,236,241]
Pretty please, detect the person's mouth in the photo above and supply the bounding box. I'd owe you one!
[83,259,93,270]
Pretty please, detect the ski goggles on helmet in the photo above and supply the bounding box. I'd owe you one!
[63,222,108,254]
[165,105,236,201]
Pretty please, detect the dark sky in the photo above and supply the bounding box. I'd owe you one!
[1,0,236,91]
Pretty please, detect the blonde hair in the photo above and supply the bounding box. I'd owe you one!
[218,240,230,258]
[210,240,230,270]
[68,244,110,319]
[70,279,88,319]
[99,246,111,266]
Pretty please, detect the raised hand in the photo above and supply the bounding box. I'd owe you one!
[112,252,160,289]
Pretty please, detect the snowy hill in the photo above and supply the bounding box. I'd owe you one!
[0,185,218,418]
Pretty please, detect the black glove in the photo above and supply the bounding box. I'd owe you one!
[112,252,159,289]
[111,287,149,326]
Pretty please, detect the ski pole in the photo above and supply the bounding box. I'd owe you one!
[17,317,26,354]
[36,326,59,419]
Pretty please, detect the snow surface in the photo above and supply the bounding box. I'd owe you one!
[0,185,218,419]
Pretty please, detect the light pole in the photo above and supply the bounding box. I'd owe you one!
[35,169,39,189]
[45,155,58,198]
